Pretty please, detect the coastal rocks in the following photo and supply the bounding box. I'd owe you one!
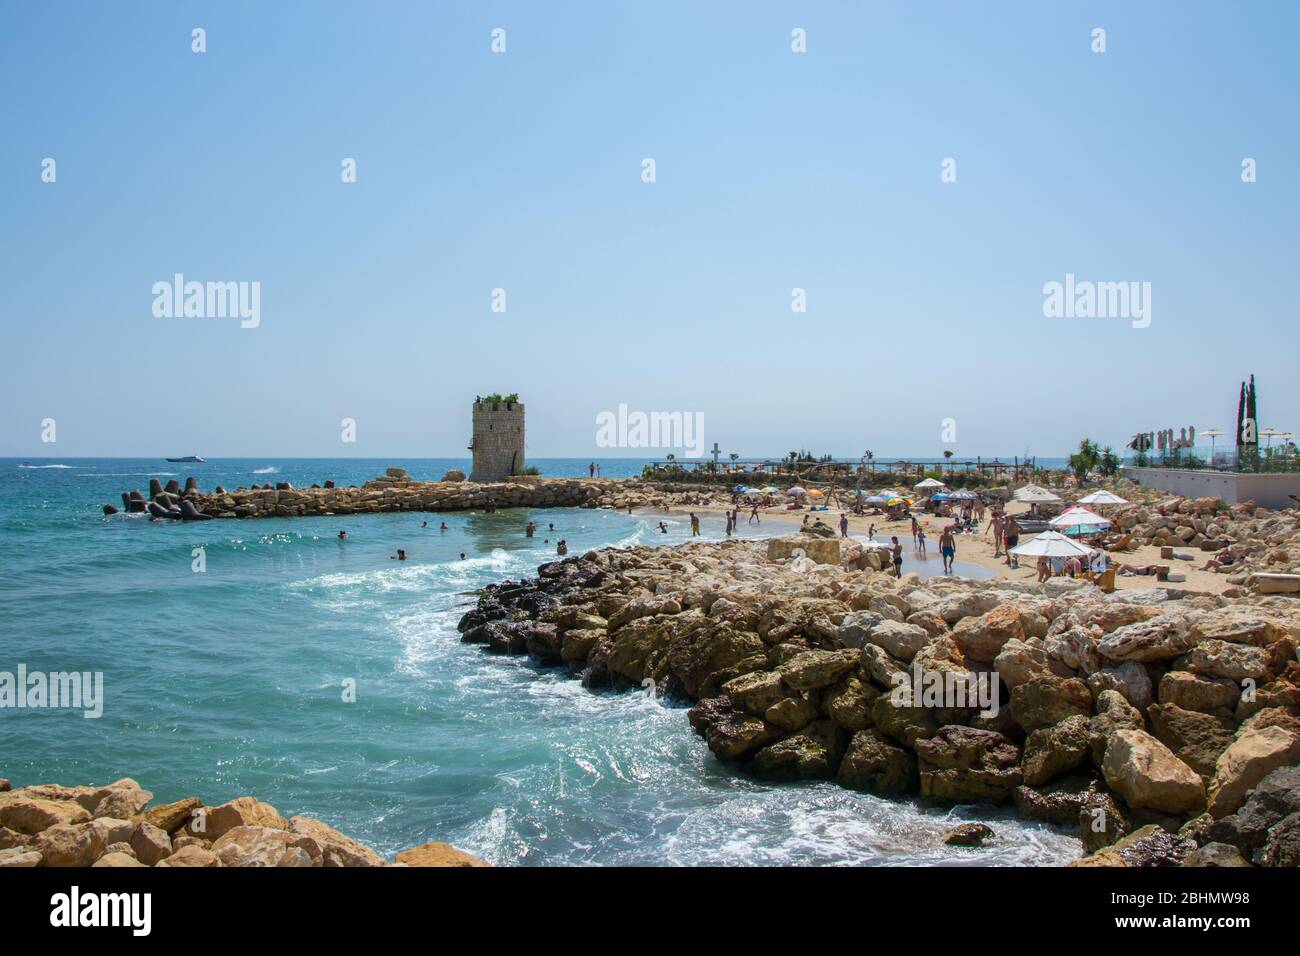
[914,726,1022,804]
[441,469,466,482]
[211,826,320,867]
[1021,715,1091,786]
[1086,662,1152,710]
[129,823,173,866]
[1101,729,1206,815]
[156,845,222,867]
[0,795,91,834]
[1098,615,1197,663]
[1158,671,1240,716]
[950,605,1025,662]
[1173,640,1270,682]
[142,797,203,833]
[766,535,842,565]
[1146,703,1234,781]
[393,841,491,867]
[1182,842,1251,867]
[775,649,859,692]
[837,729,917,795]
[1010,675,1093,733]
[188,796,287,841]
[1013,775,1102,826]
[1206,725,1300,818]
[723,670,787,715]
[942,822,994,847]
[748,720,847,781]
[1075,824,1197,868]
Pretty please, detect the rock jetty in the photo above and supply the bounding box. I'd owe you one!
[0,777,486,868]
[455,534,1300,866]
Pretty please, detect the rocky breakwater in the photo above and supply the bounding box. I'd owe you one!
[0,776,486,868]
[1110,495,1300,595]
[105,467,647,521]
[455,533,1300,865]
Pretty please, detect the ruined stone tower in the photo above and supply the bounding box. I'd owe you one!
[468,399,525,482]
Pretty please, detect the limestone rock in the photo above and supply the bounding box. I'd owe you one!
[1157,671,1240,715]
[1098,615,1197,663]
[942,822,994,847]
[393,841,490,867]
[1147,703,1234,781]
[951,605,1026,663]
[210,825,321,867]
[914,725,1022,804]
[1174,640,1270,683]
[1181,842,1250,867]
[837,728,917,795]
[1022,715,1092,786]
[156,844,222,867]
[748,720,847,781]
[129,822,173,866]
[288,816,387,867]
[1206,725,1300,818]
[1010,675,1093,733]
[142,796,203,834]
[187,796,288,841]
[1101,729,1206,815]
[0,795,91,835]
[776,649,860,692]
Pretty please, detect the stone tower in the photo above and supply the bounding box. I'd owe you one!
[469,399,525,482]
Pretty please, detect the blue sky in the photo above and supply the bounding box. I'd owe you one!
[4,1,1297,459]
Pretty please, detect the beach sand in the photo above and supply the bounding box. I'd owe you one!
[647,497,1234,596]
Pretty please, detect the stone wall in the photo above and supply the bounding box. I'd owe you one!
[113,468,631,520]
[469,401,525,482]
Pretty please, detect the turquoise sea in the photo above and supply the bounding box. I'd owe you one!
[0,458,1077,865]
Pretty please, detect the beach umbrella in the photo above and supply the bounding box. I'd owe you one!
[1013,484,1062,503]
[787,486,807,497]
[761,486,779,494]
[862,495,887,504]
[915,478,946,489]
[931,492,951,500]
[1009,530,1094,559]
[949,490,978,500]
[732,484,748,493]
[1078,490,1128,506]
[1050,506,1111,538]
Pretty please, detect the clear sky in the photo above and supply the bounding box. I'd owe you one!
[4,1,1297,459]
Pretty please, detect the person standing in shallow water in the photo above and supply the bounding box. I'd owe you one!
[689,512,700,536]
[839,513,848,538]
[939,526,956,574]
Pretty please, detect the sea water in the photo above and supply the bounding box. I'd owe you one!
[0,459,1078,865]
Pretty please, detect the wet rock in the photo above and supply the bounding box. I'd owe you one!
[942,822,994,847]
[1013,774,1101,826]
[748,720,847,781]
[914,726,1022,804]
[837,728,917,795]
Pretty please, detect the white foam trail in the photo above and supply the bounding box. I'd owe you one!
[253,466,278,474]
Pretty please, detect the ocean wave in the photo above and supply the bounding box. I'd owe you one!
[253,466,278,474]
[17,463,77,469]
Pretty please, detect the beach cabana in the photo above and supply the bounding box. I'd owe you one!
[1009,530,1094,559]
[1013,484,1062,504]
[1078,490,1129,506]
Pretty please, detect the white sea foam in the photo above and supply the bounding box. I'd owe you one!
[253,466,278,474]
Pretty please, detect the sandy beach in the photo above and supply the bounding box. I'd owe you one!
[651,498,1235,596]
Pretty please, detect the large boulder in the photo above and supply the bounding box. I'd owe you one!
[1174,640,1270,683]
[211,825,320,867]
[837,729,917,794]
[1147,703,1234,781]
[863,621,931,661]
[1010,675,1093,733]
[1098,615,1198,663]
[748,720,847,781]
[142,797,203,834]
[776,649,859,692]
[0,795,91,835]
[1086,662,1152,710]
[1101,729,1206,815]
[393,841,489,867]
[1206,725,1300,818]
[288,816,386,867]
[950,605,1026,663]
[705,713,781,761]
[914,725,1022,804]
[1022,715,1092,786]
[1207,766,1300,857]
[821,675,879,731]
[1157,671,1240,716]
[186,796,287,841]
[722,670,787,716]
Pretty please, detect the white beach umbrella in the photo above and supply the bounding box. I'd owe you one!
[914,477,946,489]
[1078,490,1129,505]
[1050,506,1110,528]
[1009,530,1094,558]
[948,490,978,500]
[1013,484,1062,503]
[787,486,807,497]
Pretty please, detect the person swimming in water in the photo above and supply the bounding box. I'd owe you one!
[440,522,448,531]
[658,521,668,533]
[556,539,568,555]
[391,549,407,561]
[421,520,428,528]
[338,530,347,540]
[525,521,536,538]
[459,552,466,560]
